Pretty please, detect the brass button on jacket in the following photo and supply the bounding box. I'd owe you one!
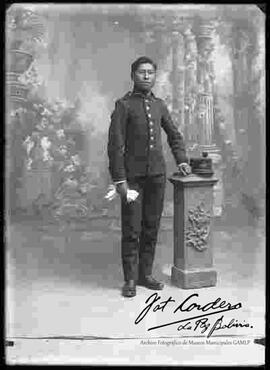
[108,90,187,181]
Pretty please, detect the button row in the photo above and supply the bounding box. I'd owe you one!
[149,118,154,149]
[145,101,154,149]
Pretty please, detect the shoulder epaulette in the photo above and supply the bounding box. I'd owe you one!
[120,91,132,101]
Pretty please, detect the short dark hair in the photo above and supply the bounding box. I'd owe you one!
[131,56,157,74]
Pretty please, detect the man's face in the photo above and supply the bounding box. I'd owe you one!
[132,63,156,92]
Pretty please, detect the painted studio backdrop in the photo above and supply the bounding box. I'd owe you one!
[6,4,265,226]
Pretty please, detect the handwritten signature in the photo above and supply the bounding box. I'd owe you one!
[134,293,253,338]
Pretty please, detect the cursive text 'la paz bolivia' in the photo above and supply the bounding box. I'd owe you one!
[134,293,251,337]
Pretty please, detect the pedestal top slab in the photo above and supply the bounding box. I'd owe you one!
[169,173,218,187]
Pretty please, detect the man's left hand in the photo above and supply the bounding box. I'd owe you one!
[178,163,191,176]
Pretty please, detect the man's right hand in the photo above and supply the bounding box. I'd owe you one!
[115,181,129,199]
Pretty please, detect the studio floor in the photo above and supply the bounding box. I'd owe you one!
[5,215,265,365]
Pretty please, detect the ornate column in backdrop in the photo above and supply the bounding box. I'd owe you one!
[183,24,198,144]
[193,19,224,217]
[171,17,186,134]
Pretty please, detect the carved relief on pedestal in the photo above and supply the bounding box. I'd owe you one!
[185,201,211,251]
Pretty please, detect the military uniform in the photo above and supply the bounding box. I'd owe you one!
[108,90,187,281]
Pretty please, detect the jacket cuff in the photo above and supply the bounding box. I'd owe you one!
[114,179,127,185]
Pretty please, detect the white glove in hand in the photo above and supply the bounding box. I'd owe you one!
[104,184,117,201]
[126,189,139,203]
[105,183,139,203]
[178,162,191,176]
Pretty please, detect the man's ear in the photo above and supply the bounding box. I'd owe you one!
[131,72,134,81]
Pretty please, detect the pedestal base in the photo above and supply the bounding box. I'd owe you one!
[171,266,217,289]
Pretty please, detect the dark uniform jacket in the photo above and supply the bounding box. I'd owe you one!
[108,90,188,182]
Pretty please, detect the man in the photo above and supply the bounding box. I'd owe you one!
[108,56,191,298]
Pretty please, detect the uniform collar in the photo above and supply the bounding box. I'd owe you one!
[130,89,156,101]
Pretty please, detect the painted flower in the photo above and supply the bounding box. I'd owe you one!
[56,129,65,139]
[40,106,52,116]
[64,164,75,173]
[43,151,53,162]
[71,154,81,166]
[40,136,51,151]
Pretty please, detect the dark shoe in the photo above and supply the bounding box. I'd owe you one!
[122,280,136,298]
[137,275,164,290]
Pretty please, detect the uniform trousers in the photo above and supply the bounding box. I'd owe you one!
[121,174,166,281]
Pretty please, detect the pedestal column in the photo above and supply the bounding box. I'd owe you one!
[169,173,218,289]
[170,175,218,289]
